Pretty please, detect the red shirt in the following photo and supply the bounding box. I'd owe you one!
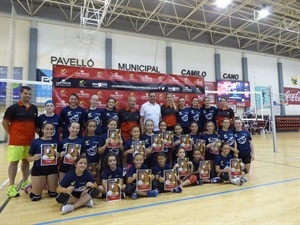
[4,101,38,145]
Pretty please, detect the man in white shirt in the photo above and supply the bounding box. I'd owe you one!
[140,91,161,133]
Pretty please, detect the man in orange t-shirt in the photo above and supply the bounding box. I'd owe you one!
[2,86,38,197]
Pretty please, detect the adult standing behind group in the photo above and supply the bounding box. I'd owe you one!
[216,97,235,129]
[140,91,161,133]
[118,96,140,142]
[161,93,177,131]
[2,86,38,197]
[59,93,87,139]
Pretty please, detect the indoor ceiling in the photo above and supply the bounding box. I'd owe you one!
[1,0,300,59]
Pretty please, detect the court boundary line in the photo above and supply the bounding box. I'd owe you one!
[34,177,300,225]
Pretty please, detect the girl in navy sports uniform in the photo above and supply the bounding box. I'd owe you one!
[214,142,247,185]
[200,97,217,131]
[172,123,183,163]
[176,97,190,134]
[56,155,99,215]
[218,118,239,157]
[202,121,220,179]
[37,100,60,141]
[98,153,125,197]
[189,121,202,161]
[86,95,103,136]
[59,93,87,139]
[125,153,158,199]
[123,126,151,169]
[141,119,156,168]
[83,120,102,183]
[234,118,255,173]
[58,122,86,181]
[98,118,124,171]
[202,121,219,161]
[25,123,59,201]
[152,152,182,193]
[101,98,118,135]
[189,97,202,132]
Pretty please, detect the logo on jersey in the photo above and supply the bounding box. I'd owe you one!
[181,114,189,122]
[86,145,97,156]
[69,114,79,123]
[109,148,120,155]
[205,113,213,120]
[237,136,247,145]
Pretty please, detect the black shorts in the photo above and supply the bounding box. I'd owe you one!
[31,165,58,176]
[239,152,251,164]
[59,164,73,173]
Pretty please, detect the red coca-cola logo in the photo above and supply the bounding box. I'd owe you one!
[284,88,300,105]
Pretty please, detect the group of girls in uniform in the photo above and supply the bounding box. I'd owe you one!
[24,93,254,215]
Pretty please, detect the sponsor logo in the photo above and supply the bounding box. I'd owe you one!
[60,89,68,97]
[56,100,68,107]
[141,75,153,82]
[110,73,123,79]
[77,90,90,98]
[55,79,71,87]
[110,91,123,99]
[92,82,108,88]
[75,69,90,78]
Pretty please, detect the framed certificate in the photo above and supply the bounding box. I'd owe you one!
[180,134,192,151]
[199,160,211,179]
[107,129,122,148]
[87,163,99,179]
[151,134,163,152]
[41,143,57,166]
[132,141,146,158]
[136,169,152,191]
[163,131,173,148]
[63,143,81,165]
[164,169,177,191]
[177,158,191,176]
[210,138,221,155]
[106,178,122,202]
[230,159,243,176]
[195,139,206,160]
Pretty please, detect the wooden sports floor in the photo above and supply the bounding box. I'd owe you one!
[0,132,299,225]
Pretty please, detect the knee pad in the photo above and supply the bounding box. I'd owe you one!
[48,191,58,197]
[56,193,70,205]
[189,175,198,184]
[87,188,99,198]
[29,192,42,202]
[220,172,229,181]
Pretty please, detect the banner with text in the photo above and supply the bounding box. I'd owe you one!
[284,87,300,105]
[52,65,207,113]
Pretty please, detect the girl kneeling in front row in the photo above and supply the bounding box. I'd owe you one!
[125,153,158,200]
[56,155,99,215]
[25,123,59,201]
[214,142,247,185]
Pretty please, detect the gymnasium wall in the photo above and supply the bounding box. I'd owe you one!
[0,14,299,116]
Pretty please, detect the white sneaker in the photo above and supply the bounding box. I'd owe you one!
[85,199,94,207]
[230,177,241,185]
[241,177,248,183]
[62,204,74,215]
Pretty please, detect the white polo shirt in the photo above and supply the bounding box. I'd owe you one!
[140,101,161,131]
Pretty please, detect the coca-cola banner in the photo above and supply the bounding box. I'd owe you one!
[284,87,300,105]
[52,65,208,113]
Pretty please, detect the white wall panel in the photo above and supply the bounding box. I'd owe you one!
[0,17,30,79]
[111,33,166,73]
[172,42,215,81]
[37,22,106,69]
[219,49,243,80]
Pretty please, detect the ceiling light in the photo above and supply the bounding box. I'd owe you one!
[216,0,232,8]
[258,4,269,18]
